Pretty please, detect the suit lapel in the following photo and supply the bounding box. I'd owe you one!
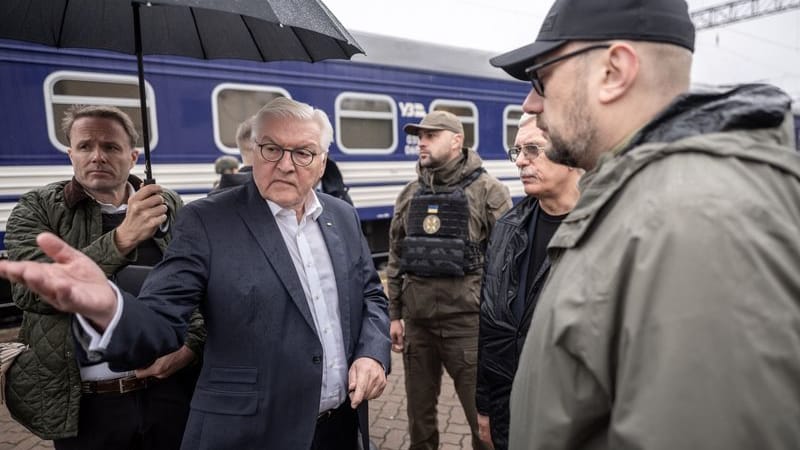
[236,183,317,333]
[317,200,352,353]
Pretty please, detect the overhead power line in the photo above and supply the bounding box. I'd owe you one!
[691,0,800,30]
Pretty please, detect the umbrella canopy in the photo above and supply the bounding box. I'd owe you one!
[0,0,363,182]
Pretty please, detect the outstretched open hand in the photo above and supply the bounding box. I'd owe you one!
[0,232,117,329]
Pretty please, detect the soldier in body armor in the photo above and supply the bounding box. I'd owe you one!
[387,111,511,450]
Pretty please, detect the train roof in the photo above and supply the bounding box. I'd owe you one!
[348,31,523,82]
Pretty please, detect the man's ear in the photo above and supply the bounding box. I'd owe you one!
[130,149,140,169]
[452,132,464,151]
[597,43,639,104]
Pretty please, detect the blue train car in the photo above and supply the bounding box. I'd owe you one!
[0,32,531,258]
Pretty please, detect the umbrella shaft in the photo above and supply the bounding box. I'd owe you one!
[133,2,155,184]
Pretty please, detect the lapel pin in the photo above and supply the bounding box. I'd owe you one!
[326,222,332,226]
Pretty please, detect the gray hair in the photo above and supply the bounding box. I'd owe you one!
[62,105,139,148]
[235,116,254,153]
[252,97,333,152]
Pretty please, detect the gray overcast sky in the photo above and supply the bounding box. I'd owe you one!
[324,0,800,107]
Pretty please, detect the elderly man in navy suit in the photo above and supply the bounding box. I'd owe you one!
[0,97,391,450]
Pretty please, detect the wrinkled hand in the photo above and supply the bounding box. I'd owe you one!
[390,319,404,353]
[478,413,495,449]
[135,345,195,379]
[348,357,386,408]
[0,233,116,329]
[114,183,169,255]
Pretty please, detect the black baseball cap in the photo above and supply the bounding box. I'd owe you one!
[490,0,695,80]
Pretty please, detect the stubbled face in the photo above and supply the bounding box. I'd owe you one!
[417,129,461,168]
[515,120,575,199]
[252,116,327,213]
[67,117,138,203]
[523,46,599,171]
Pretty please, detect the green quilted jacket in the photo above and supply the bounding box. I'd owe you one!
[3,176,205,439]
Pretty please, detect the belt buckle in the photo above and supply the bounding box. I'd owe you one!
[118,376,142,394]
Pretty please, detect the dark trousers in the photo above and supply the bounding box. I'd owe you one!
[403,322,489,450]
[310,400,359,450]
[54,372,194,450]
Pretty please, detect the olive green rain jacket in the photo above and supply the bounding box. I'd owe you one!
[510,84,800,450]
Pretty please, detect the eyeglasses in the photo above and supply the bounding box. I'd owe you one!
[524,44,611,97]
[256,142,319,167]
[508,144,543,162]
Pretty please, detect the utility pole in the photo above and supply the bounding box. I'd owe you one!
[691,0,800,30]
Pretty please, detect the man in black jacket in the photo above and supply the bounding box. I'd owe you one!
[476,114,580,449]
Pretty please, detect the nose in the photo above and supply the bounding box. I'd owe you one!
[89,146,106,163]
[522,89,543,114]
[515,154,528,169]
[275,149,295,172]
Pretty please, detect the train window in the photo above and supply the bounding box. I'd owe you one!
[44,71,158,153]
[335,93,397,154]
[212,84,291,155]
[504,106,525,150]
[430,100,479,150]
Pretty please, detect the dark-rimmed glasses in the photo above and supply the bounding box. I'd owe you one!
[508,144,542,162]
[525,44,611,97]
[256,142,319,167]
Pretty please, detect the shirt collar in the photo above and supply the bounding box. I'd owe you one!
[266,191,324,222]
[96,182,135,214]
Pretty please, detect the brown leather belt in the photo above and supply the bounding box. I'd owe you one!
[80,375,154,395]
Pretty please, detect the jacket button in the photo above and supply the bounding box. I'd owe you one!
[312,355,322,364]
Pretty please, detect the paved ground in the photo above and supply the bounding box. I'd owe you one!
[1,327,473,450]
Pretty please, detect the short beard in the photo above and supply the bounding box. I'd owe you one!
[548,119,598,171]
[541,69,598,171]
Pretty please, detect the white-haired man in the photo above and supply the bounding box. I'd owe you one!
[0,97,390,450]
[476,113,580,450]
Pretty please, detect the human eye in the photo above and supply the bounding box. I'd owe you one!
[263,144,282,155]
[524,144,541,156]
[293,148,315,164]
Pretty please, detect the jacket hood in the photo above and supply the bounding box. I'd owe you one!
[554,83,799,250]
[627,83,793,151]
[417,148,484,189]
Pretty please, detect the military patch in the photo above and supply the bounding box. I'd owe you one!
[422,214,441,234]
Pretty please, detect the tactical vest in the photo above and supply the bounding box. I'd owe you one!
[400,168,485,277]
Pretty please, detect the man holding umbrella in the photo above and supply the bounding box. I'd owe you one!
[4,105,204,450]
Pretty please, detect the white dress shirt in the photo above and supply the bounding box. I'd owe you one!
[267,193,349,413]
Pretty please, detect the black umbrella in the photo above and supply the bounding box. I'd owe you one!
[0,0,363,183]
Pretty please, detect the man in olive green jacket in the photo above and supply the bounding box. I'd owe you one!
[4,105,204,449]
[387,111,511,450]
[490,0,800,448]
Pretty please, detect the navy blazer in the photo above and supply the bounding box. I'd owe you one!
[103,180,391,449]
